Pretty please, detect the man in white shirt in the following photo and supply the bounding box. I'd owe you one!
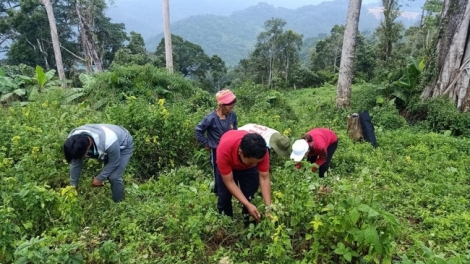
[238,123,291,157]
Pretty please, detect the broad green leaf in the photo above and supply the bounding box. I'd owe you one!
[45,69,56,81]
[357,204,371,212]
[13,89,26,96]
[35,65,47,87]
[344,252,352,262]
[334,242,346,254]
[364,227,382,254]
[368,208,380,218]
[348,208,360,225]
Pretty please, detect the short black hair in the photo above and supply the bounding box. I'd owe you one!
[240,133,267,159]
[63,134,89,163]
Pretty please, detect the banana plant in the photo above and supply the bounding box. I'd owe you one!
[0,68,27,105]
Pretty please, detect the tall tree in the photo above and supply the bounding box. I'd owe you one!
[278,30,303,84]
[76,0,102,72]
[111,31,149,67]
[39,0,66,87]
[1,0,79,73]
[256,18,286,87]
[162,0,173,73]
[421,0,470,111]
[155,34,210,78]
[336,0,362,108]
[375,0,403,62]
[310,25,345,73]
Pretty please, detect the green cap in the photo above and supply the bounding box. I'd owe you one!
[269,133,291,157]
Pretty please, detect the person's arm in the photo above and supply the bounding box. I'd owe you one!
[257,151,271,206]
[70,159,83,186]
[195,117,210,147]
[96,141,121,182]
[221,172,261,221]
[315,148,328,167]
[259,171,271,206]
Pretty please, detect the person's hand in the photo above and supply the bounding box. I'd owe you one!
[204,145,210,151]
[91,177,104,187]
[311,166,317,172]
[295,162,302,170]
[246,204,261,222]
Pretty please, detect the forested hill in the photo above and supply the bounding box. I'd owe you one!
[144,0,422,66]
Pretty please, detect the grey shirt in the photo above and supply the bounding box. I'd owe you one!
[68,124,132,185]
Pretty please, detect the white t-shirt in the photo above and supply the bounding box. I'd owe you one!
[238,123,279,148]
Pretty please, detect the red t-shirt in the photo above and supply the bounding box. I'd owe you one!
[216,130,270,175]
[307,128,338,167]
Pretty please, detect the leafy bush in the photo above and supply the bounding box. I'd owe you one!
[84,64,197,107]
[106,97,201,180]
[370,102,408,130]
[408,96,470,137]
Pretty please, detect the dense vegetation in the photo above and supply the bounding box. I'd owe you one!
[0,66,469,263]
[1,0,470,262]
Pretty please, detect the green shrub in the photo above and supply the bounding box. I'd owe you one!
[84,65,196,107]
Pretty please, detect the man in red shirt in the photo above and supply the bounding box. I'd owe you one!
[290,128,338,178]
[216,130,271,225]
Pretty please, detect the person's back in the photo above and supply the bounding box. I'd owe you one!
[238,123,291,157]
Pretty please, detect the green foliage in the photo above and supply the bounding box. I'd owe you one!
[106,97,200,180]
[110,31,150,67]
[84,64,195,107]
[0,65,62,105]
[1,79,470,263]
[154,34,227,91]
[236,18,304,89]
[408,97,470,137]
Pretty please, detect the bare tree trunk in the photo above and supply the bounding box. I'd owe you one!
[76,0,103,73]
[421,0,470,111]
[336,0,362,108]
[162,0,173,73]
[40,0,66,87]
[37,38,50,71]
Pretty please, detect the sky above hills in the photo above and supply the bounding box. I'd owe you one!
[107,0,387,41]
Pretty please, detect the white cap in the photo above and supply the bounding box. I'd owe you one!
[290,139,309,162]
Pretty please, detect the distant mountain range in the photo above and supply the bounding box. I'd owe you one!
[107,0,424,66]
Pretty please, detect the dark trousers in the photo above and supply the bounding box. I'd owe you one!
[210,148,221,194]
[103,136,134,202]
[307,141,338,178]
[216,167,259,218]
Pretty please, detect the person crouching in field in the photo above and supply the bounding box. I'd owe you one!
[216,130,271,226]
[195,89,237,195]
[238,123,291,157]
[290,128,338,178]
[63,124,134,202]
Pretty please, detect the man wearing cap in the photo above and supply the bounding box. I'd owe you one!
[238,123,291,157]
[195,89,238,195]
[216,130,271,226]
[291,128,338,178]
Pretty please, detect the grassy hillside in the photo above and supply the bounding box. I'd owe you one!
[1,78,469,262]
